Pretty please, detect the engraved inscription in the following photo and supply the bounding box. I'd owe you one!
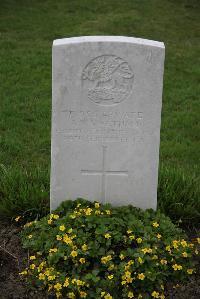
[81,145,128,202]
[82,55,134,105]
[57,110,144,143]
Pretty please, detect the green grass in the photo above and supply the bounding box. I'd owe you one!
[0,0,199,222]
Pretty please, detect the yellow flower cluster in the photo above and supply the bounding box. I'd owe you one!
[48,213,59,225]
[121,270,133,284]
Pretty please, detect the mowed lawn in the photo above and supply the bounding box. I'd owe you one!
[0,0,199,218]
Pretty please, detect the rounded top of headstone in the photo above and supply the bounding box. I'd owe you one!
[53,36,165,49]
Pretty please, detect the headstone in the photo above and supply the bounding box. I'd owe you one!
[51,36,165,211]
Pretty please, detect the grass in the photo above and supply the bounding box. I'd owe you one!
[0,0,199,223]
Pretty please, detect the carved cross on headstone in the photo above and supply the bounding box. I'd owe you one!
[81,145,128,203]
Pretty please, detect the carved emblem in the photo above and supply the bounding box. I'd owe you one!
[82,55,134,105]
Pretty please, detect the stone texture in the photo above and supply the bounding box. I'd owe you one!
[51,36,165,210]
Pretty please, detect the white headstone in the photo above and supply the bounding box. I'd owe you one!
[51,36,165,211]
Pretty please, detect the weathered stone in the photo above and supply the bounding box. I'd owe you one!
[51,36,165,210]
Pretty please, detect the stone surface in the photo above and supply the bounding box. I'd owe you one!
[51,36,165,211]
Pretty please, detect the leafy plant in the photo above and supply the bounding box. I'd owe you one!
[20,199,199,299]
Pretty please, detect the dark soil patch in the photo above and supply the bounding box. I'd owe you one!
[0,220,46,299]
[0,221,199,298]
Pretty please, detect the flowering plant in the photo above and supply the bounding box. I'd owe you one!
[20,199,199,298]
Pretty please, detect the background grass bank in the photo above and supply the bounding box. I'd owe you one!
[0,0,199,223]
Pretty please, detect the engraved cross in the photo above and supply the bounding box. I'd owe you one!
[81,146,128,203]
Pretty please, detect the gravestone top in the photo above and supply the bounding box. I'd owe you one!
[51,36,165,211]
[53,36,164,48]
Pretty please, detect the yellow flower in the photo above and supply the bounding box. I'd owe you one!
[30,255,36,260]
[136,238,142,244]
[15,216,21,222]
[63,278,69,287]
[181,240,187,247]
[95,210,101,215]
[59,225,65,231]
[24,221,34,228]
[70,250,78,258]
[48,219,53,225]
[187,269,194,275]
[38,273,45,280]
[138,257,143,264]
[172,264,182,271]
[172,240,179,249]
[80,291,87,298]
[82,244,88,251]
[127,229,133,234]
[157,234,162,239]
[152,255,158,260]
[68,228,73,233]
[197,238,200,244]
[151,291,159,298]
[56,292,61,298]
[95,202,100,208]
[54,283,62,291]
[76,279,85,286]
[165,245,171,252]
[28,234,32,239]
[53,214,59,219]
[68,292,75,299]
[105,233,111,239]
[101,255,112,264]
[48,275,56,281]
[49,248,58,253]
[138,273,145,280]
[105,210,111,215]
[195,249,199,255]
[160,259,167,265]
[107,274,114,280]
[182,252,188,258]
[120,253,125,260]
[79,257,86,264]
[63,234,73,245]
[129,235,135,240]
[104,294,112,299]
[19,270,28,275]
[160,294,165,299]
[152,222,159,228]
[128,291,134,298]
[30,264,35,270]
[56,235,62,241]
[85,208,93,215]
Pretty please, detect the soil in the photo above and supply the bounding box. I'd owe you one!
[0,220,199,299]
